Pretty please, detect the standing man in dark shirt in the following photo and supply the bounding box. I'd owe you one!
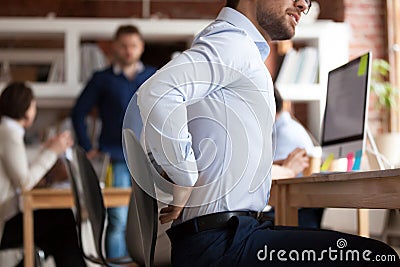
[71,24,156,258]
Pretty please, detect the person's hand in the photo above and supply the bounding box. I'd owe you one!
[44,130,74,155]
[159,205,184,224]
[282,148,309,176]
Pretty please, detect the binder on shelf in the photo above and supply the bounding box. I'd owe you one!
[275,49,300,85]
[297,47,319,84]
[47,58,64,83]
[275,47,318,85]
[80,43,107,83]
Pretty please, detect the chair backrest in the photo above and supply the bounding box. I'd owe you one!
[123,129,158,267]
[65,146,107,265]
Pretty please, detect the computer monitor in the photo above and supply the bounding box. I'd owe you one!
[321,52,372,159]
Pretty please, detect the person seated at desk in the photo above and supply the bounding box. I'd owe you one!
[0,82,86,267]
[271,87,324,229]
[273,87,314,164]
[272,147,309,179]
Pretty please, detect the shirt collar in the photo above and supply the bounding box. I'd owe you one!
[113,61,145,76]
[1,116,25,136]
[216,7,270,60]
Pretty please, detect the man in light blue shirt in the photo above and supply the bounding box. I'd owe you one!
[128,0,399,266]
[273,88,314,162]
[139,5,275,224]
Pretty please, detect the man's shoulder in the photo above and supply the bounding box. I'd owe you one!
[196,20,248,41]
[86,66,112,80]
[192,21,257,65]
[85,66,115,84]
[277,113,308,133]
[142,65,157,75]
[93,66,113,75]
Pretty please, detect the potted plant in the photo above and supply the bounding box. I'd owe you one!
[370,59,398,129]
[369,58,400,168]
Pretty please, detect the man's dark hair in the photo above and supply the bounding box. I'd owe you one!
[226,0,240,9]
[0,82,34,120]
[274,87,283,114]
[113,24,143,41]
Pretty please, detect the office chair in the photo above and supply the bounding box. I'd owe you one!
[65,146,134,267]
[0,246,45,267]
[123,129,171,267]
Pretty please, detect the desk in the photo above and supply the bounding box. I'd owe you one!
[22,187,131,267]
[268,169,400,236]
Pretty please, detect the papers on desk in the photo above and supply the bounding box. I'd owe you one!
[64,147,110,187]
[51,180,71,189]
[89,152,110,186]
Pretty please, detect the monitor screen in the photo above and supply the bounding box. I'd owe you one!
[321,52,372,159]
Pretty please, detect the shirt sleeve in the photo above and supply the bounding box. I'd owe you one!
[3,133,57,191]
[71,73,101,151]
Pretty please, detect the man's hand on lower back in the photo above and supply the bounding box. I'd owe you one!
[159,205,184,224]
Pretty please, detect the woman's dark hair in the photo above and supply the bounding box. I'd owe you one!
[0,82,34,120]
[274,87,283,114]
[226,0,240,9]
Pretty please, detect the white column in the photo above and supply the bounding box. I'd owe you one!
[64,29,80,86]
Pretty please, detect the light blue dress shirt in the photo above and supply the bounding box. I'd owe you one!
[137,7,275,222]
[273,111,314,161]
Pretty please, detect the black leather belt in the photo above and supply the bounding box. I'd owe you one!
[167,211,273,240]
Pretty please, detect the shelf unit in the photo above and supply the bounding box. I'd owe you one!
[0,18,350,137]
[275,21,350,140]
[0,17,212,107]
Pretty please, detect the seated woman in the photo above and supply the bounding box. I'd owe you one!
[0,82,86,267]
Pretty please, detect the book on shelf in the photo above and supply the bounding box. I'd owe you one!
[47,58,64,83]
[297,47,319,84]
[275,49,299,85]
[275,47,318,85]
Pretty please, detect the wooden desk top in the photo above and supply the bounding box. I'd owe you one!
[22,187,132,209]
[272,168,400,185]
[270,168,400,210]
[23,187,131,195]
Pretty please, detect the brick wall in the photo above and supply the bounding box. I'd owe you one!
[344,0,388,134]
[0,0,224,19]
[317,0,345,22]
[344,0,387,59]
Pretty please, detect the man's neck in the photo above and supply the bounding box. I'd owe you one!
[235,3,272,42]
[122,63,137,80]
